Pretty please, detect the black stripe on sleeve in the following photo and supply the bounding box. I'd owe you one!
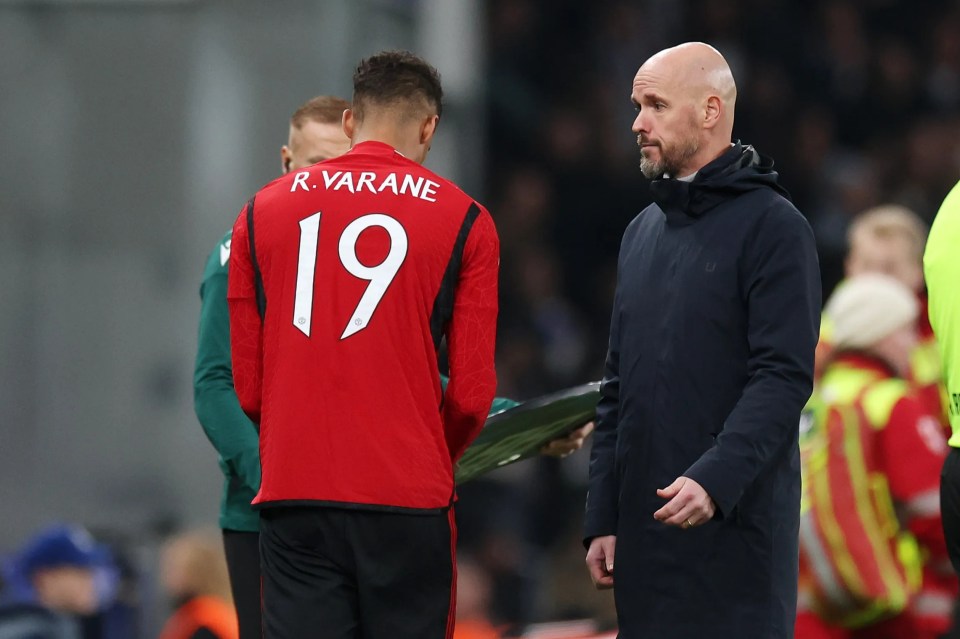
[429,203,482,351]
[245,196,267,321]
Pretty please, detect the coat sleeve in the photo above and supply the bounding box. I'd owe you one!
[584,282,622,542]
[194,264,262,492]
[227,203,264,425]
[443,206,500,462]
[685,205,820,517]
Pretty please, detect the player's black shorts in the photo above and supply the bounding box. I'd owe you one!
[942,449,960,575]
[222,529,262,639]
[259,505,456,639]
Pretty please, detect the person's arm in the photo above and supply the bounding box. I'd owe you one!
[443,206,500,462]
[926,180,960,439]
[583,282,621,589]
[683,206,821,518]
[583,291,621,541]
[227,202,264,424]
[880,395,949,558]
[194,242,261,492]
[440,374,518,414]
[441,372,592,457]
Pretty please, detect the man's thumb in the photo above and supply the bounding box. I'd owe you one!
[657,477,685,498]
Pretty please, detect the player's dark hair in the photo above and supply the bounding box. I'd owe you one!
[352,50,443,122]
[290,95,350,129]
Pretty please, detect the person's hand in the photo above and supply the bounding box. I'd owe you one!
[585,535,616,590]
[653,476,716,528]
[541,422,595,458]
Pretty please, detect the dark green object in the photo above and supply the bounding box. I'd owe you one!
[455,382,601,484]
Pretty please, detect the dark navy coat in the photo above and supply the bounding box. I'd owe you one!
[585,143,820,638]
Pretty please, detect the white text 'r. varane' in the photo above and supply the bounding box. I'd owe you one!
[290,170,440,203]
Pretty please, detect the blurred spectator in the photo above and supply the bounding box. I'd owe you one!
[0,524,119,639]
[157,530,237,639]
[826,205,947,425]
[798,274,954,638]
[927,13,960,112]
[454,556,503,639]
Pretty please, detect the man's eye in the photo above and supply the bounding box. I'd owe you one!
[655,102,666,111]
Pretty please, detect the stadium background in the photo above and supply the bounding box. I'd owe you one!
[1,0,959,635]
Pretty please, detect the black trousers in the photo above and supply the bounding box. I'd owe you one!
[223,529,262,639]
[942,449,960,575]
[260,506,456,639]
[943,449,960,639]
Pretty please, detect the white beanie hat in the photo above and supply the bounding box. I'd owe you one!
[824,273,918,350]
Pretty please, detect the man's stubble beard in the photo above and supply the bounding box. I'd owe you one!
[639,134,700,180]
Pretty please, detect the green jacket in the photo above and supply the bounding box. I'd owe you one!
[194,230,518,532]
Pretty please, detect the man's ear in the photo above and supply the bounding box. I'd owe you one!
[342,108,356,140]
[280,145,292,174]
[420,114,439,145]
[703,96,722,130]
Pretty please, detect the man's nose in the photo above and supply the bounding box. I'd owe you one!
[632,111,646,134]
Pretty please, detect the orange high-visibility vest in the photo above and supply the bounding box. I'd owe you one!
[158,595,239,639]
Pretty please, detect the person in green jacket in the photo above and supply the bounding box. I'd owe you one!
[924,179,960,580]
[194,95,592,639]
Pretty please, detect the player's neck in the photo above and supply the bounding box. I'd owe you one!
[351,122,425,164]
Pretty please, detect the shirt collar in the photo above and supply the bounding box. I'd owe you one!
[348,140,403,157]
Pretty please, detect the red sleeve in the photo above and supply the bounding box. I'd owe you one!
[227,203,264,424]
[879,395,949,555]
[444,206,499,461]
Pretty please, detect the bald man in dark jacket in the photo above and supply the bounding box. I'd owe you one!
[584,43,820,639]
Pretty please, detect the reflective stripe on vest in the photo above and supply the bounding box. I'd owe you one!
[911,590,956,620]
[799,363,923,627]
[901,487,941,520]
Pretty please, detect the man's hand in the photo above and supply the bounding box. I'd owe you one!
[585,534,616,590]
[653,476,716,528]
[541,422,595,458]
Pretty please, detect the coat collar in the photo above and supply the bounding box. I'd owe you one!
[649,142,788,226]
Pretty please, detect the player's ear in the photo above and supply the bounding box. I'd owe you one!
[420,114,439,146]
[342,108,356,140]
[280,145,292,174]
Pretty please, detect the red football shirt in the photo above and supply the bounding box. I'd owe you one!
[228,141,499,511]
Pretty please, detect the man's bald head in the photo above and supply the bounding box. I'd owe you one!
[642,43,737,117]
[631,42,738,179]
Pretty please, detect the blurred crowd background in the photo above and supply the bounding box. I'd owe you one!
[487,0,960,398]
[3,0,960,636]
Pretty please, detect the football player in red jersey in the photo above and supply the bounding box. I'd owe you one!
[229,51,499,638]
[199,93,592,639]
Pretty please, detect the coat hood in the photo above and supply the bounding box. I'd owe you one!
[650,142,790,225]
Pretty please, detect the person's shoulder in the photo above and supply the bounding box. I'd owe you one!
[750,191,812,237]
[202,229,234,281]
[624,203,663,235]
[0,601,65,633]
[927,180,960,264]
[250,171,293,200]
[935,179,960,220]
[407,161,482,210]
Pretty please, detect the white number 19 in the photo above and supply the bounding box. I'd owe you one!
[293,212,408,340]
